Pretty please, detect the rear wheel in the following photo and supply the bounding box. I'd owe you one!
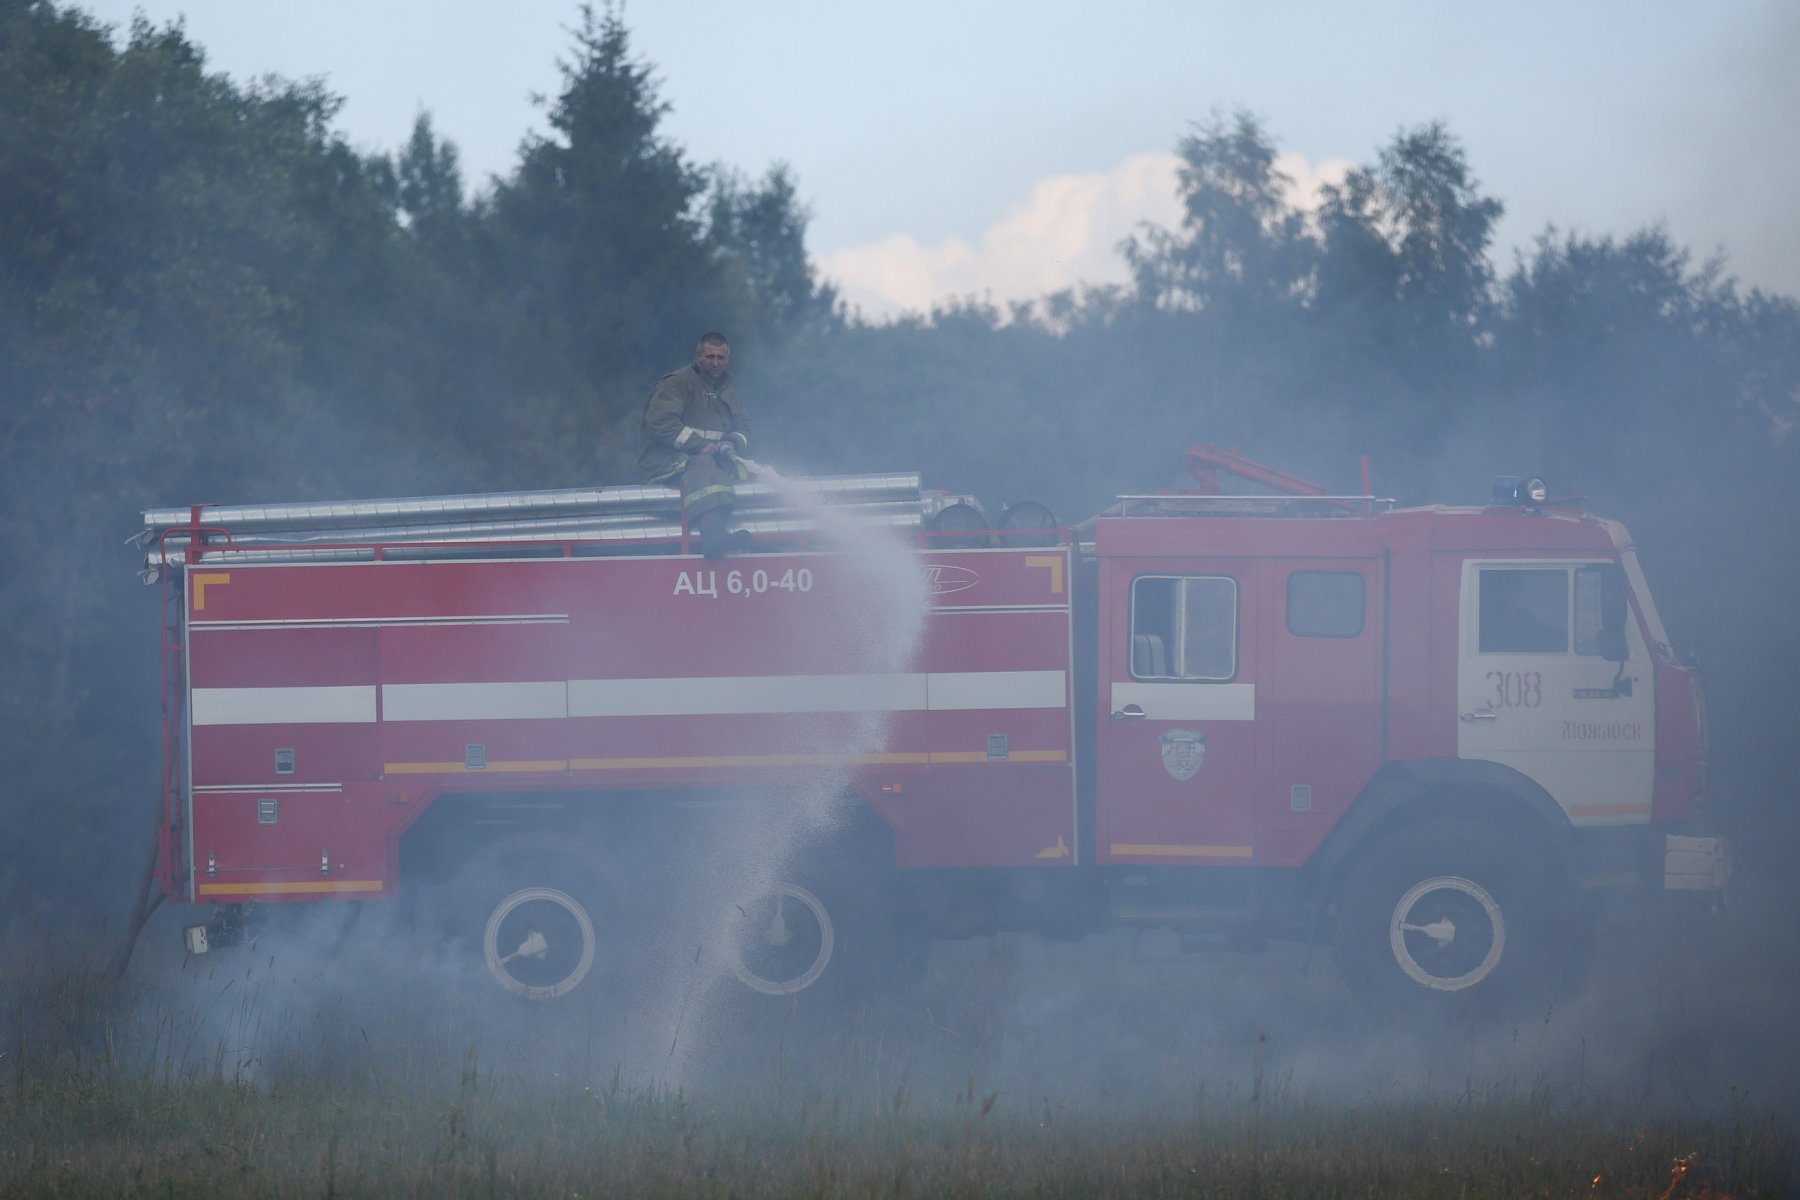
[1334,819,1580,1015]
[727,881,835,996]
[723,875,928,1002]
[447,836,616,1001]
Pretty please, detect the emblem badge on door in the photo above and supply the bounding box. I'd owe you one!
[1161,729,1207,781]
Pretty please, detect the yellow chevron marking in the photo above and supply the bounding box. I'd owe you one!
[1024,554,1064,595]
[191,572,231,611]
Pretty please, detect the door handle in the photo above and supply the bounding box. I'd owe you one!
[1459,708,1498,722]
[1111,704,1147,720]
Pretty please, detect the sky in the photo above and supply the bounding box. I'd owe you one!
[76,0,1800,321]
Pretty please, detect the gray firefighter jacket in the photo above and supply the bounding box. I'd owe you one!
[635,364,752,486]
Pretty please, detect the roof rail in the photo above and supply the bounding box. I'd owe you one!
[1103,493,1395,519]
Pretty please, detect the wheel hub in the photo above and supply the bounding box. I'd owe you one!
[1389,874,1505,992]
[497,928,550,966]
[1399,916,1457,948]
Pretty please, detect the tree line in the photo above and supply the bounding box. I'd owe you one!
[1,0,1794,929]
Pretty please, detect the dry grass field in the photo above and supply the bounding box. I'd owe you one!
[2,891,1794,1198]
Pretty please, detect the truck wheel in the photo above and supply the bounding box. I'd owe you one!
[450,838,615,1001]
[724,879,927,1001]
[726,881,835,995]
[1334,820,1573,1015]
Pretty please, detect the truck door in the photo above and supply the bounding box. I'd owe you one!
[1456,561,1655,822]
[1097,561,1258,863]
[1258,560,1384,865]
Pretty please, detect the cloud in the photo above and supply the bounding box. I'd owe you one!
[819,149,1352,322]
[1276,150,1355,215]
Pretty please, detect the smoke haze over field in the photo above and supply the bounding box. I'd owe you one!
[77,872,1798,1141]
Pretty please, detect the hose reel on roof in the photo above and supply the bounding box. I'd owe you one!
[997,501,1058,546]
[928,501,991,549]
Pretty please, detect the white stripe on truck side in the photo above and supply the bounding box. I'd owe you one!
[190,671,1069,726]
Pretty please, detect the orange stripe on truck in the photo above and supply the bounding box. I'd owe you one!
[198,879,383,896]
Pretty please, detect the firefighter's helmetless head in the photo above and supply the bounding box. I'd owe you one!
[694,333,730,379]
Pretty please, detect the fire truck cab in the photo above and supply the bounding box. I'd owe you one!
[135,455,1727,1012]
[1079,482,1718,1005]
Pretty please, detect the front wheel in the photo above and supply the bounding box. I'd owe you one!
[1334,820,1582,1015]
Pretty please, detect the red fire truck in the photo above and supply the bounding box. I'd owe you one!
[134,449,1727,1010]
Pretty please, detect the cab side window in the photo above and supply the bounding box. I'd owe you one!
[1131,575,1237,680]
[1478,568,1568,654]
[1287,570,1364,638]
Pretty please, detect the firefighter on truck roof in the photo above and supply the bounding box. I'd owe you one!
[637,331,753,559]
